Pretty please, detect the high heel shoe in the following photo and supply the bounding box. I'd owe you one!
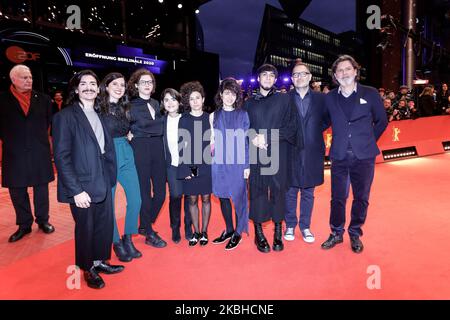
[189,232,200,247]
[199,232,208,246]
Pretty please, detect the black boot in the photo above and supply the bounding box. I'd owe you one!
[273,222,284,252]
[113,240,132,262]
[254,223,270,253]
[122,234,142,258]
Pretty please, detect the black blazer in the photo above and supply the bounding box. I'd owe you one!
[52,103,117,204]
[0,90,54,188]
[325,83,388,160]
[288,89,330,188]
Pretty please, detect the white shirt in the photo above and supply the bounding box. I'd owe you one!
[338,83,358,98]
[167,114,181,166]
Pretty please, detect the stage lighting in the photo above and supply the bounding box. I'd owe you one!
[324,156,331,168]
[382,147,418,161]
[443,141,450,151]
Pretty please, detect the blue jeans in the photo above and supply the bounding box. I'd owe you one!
[285,186,315,230]
[112,137,142,243]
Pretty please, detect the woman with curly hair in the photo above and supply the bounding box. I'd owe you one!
[178,81,212,246]
[127,68,167,248]
[98,72,142,262]
[210,78,249,251]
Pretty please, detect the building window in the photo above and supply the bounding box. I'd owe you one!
[270,54,291,68]
[284,22,294,30]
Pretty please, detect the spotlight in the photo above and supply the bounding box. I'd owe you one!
[443,141,450,151]
[195,9,200,14]
[382,147,417,161]
[250,78,256,83]
[158,0,163,3]
[178,3,183,9]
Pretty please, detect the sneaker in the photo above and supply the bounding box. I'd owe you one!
[284,227,295,241]
[301,229,315,243]
[145,232,167,248]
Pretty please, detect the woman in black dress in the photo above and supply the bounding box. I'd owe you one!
[178,81,212,246]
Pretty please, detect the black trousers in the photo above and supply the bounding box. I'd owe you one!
[249,185,286,224]
[70,187,113,271]
[131,137,167,233]
[8,183,49,228]
[167,165,192,232]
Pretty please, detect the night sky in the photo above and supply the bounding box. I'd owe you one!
[198,0,355,79]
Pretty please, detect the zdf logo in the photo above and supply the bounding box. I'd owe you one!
[6,46,41,64]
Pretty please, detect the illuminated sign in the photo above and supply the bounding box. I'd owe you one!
[6,46,41,63]
[69,45,168,74]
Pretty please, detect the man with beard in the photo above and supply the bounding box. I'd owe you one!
[321,55,387,253]
[52,70,124,289]
[244,64,298,253]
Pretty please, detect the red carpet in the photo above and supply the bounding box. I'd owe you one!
[0,153,449,299]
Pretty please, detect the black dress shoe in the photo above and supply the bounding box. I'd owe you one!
[8,227,32,243]
[350,236,364,253]
[212,230,234,244]
[84,269,105,289]
[199,232,208,246]
[321,233,344,250]
[145,232,167,248]
[38,222,55,234]
[225,233,242,251]
[188,232,200,247]
[172,228,181,244]
[94,261,124,274]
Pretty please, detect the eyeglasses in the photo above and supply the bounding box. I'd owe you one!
[139,80,153,86]
[292,72,311,78]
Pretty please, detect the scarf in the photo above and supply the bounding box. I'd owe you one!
[10,84,31,116]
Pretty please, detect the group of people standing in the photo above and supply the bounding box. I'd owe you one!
[1,54,387,290]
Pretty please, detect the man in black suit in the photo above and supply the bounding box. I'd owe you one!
[52,70,123,289]
[0,64,55,243]
[321,55,388,253]
[284,60,329,244]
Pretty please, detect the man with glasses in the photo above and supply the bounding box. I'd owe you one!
[244,64,298,253]
[321,55,387,253]
[284,60,329,244]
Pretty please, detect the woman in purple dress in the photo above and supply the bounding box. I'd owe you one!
[210,78,250,250]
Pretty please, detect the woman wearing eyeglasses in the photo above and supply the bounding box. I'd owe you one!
[127,68,167,248]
